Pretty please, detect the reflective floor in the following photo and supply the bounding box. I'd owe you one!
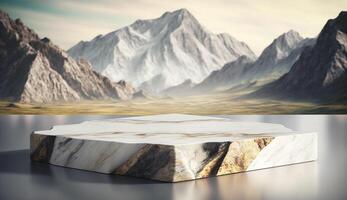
[0,115,347,200]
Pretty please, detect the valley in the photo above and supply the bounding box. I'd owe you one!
[1,91,345,115]
[0,8,346,114]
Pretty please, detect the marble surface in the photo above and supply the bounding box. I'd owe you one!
[34,114,294,144]
[1,115,347,200]
[30,114,317,182]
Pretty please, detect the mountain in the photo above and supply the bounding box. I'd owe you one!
[161,79,196,97]
[0,10,134,103]
[193,55,255,92]
[192,31,310,93]
[245,30,314,80]
[68,8,256,92]
[132,90,156,100]
[193,30,315,93]
[251,11,347,102]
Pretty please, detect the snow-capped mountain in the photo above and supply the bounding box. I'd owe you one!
[0,11,134,103]
[193,30,315,93]
[68,8,256,92]
[252,11,347,102]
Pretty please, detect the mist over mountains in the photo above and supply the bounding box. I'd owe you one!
[192,30,316,93]
[0,8,346,104]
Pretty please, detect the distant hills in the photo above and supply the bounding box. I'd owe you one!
[189,30,315,93]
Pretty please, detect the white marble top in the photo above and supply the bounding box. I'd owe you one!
[34,114,311,145]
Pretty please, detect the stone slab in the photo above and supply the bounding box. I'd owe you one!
[30,114,317,182]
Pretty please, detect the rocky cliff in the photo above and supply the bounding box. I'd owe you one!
[0,10,134,103]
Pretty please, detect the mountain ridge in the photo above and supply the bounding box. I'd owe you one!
[68,8,256,92]
[250,11,347,102]
[191,30,315,94]
[0,10,134,103]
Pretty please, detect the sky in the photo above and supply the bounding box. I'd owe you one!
[1,0,346,55]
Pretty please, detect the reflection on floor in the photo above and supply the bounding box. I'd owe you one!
[0,115,347,200]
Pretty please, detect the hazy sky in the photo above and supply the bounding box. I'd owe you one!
[1,0,346,55]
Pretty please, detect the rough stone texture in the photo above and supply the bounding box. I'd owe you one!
[0,10,134,103]
[217,138,273,175]
[30,134,56,162]
[115,144,176,181]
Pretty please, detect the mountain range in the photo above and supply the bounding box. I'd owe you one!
[68,8,256,93]
[0,10,134,103]
[0,8,346,104]
[252,11,347,102]
[191,30,316,93]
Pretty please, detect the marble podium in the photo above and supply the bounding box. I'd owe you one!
[30,114,317,182]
